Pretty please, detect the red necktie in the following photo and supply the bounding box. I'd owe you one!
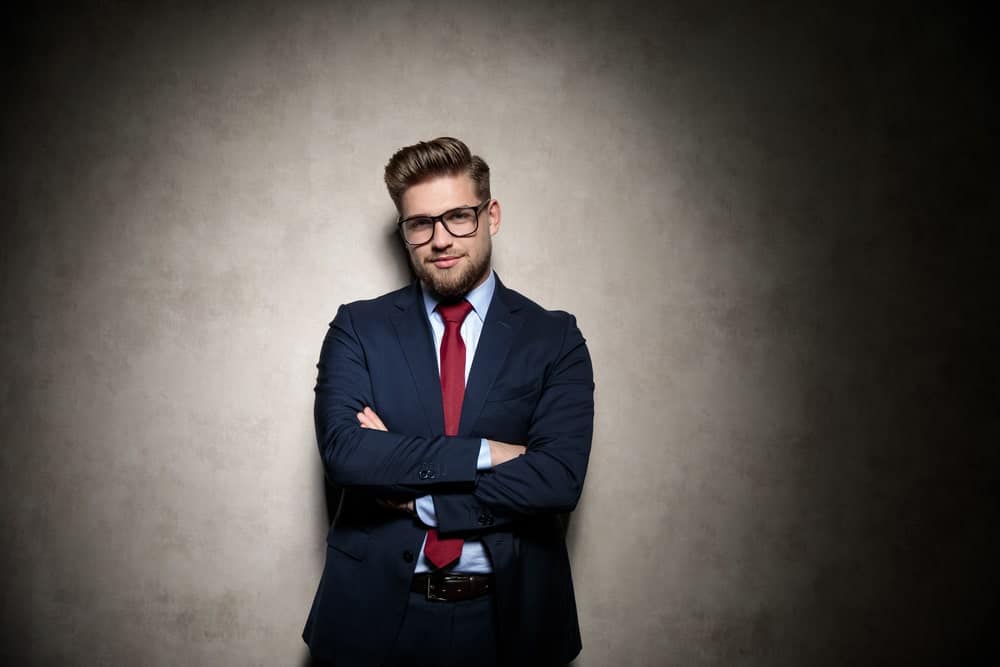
[423,299,474,569]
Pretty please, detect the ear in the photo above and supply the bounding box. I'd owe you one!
[486,199,501,237]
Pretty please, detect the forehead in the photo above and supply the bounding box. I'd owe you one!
[400,174,478,217]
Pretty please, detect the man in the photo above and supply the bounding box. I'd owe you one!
[302,137,594,667]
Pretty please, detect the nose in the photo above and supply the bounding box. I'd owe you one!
[429,219,453,250]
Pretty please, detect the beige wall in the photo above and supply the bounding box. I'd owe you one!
[2,2,996,665]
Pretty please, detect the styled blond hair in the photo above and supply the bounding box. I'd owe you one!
[384,137,491,214]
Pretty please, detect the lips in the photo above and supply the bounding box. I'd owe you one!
[430,256,461,268]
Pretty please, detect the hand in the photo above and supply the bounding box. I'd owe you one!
[489,440,527,466]
[357,407,414,515]
[376,497,416,514]
[357,406,387,431]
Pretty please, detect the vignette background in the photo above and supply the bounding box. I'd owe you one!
[2,2,996,665]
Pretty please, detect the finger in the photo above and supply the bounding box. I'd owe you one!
[364,406,388,431]
[375,498,407,512]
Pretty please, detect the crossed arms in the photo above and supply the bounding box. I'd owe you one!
[314,303,595,534]
[357,406,526,515]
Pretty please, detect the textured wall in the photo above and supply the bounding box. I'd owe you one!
[2,2,996,665]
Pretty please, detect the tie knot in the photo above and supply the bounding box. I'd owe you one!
[436,299,473,324]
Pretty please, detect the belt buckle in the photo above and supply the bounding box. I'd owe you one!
[426,575,450,602]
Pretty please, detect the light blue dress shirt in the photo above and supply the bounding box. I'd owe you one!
[412,270,496,573]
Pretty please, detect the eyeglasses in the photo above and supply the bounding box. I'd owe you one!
[397,200,490,247]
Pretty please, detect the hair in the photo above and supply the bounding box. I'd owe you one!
[384,137,491,214]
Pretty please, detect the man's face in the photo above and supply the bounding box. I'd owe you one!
[400,174,501,300]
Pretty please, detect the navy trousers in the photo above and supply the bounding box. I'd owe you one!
[383,590,499,667]
[309,589,498,667]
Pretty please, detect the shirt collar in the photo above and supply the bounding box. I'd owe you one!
[421,270,496,324]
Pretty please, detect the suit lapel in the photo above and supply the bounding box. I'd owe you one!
[391,283,445,435]
[460,279,524,434]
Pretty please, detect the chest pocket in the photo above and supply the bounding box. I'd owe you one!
[478,379,541,441]
[485,379,541,404]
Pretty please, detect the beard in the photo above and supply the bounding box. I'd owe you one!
[412,242,492,302]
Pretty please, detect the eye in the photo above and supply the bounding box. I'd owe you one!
[405,217,434,230]
[444,208,476,223]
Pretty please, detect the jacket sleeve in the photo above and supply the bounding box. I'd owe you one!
[431,314,595,534]
[314,303,481,493]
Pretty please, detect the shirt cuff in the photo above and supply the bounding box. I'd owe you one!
[477,438,493,470]
[414,495,437,527]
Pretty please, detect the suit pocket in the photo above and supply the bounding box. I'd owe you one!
[326,527,370,561]
[486,379,541,403]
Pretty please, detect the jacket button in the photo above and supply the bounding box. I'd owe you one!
[478,511,494,526]
[402,550,414,563]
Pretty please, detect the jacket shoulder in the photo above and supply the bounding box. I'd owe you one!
[326,284,415,325]
[501,283,581,328]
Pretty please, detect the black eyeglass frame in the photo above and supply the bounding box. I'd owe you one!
[397,200,491,247]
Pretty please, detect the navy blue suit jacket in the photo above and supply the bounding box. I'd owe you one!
[302,275,595,666]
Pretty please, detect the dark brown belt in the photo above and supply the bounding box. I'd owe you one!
[411,571,494,602]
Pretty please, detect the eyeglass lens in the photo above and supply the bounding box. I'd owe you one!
[402,207,478,244]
